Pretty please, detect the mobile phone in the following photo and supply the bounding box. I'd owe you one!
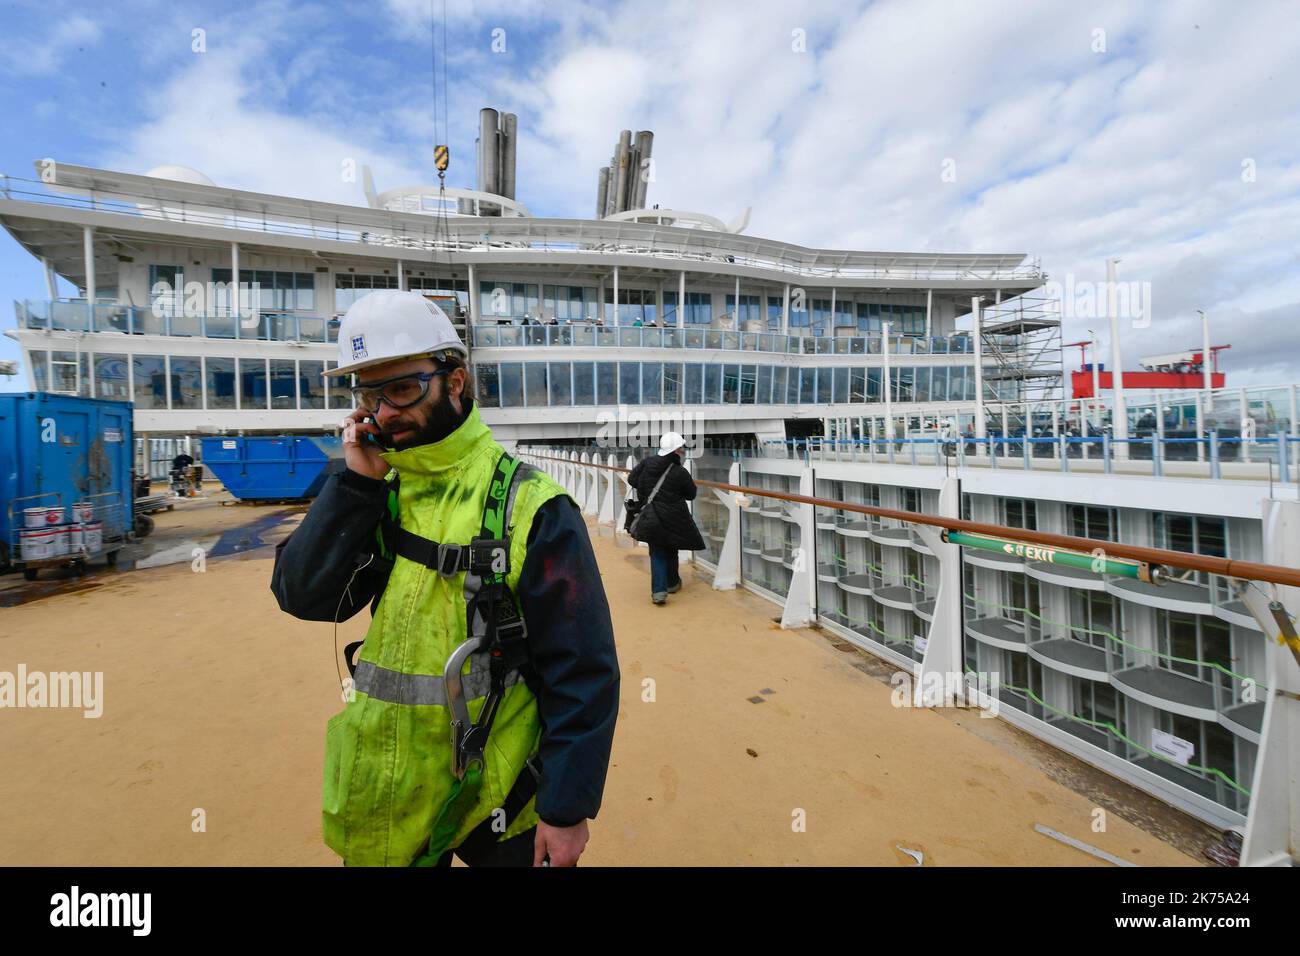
[360,416,388,449]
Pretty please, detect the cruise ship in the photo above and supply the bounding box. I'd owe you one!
[3,109,1297,842]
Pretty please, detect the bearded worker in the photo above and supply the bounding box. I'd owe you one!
[272,290,619,867]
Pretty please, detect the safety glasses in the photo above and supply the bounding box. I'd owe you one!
[350,369,448,413]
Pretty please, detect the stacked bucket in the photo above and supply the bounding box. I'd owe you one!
[19,502,103,561]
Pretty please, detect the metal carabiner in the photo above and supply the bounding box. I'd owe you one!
[443,636,483,779]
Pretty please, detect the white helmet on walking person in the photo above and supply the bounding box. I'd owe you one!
[658,431,686,456]
[328,290,467,378]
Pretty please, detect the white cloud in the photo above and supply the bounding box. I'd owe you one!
[1,14,101,76]
[90,0,1300,385]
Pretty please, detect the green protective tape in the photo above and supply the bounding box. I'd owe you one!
[962,591,1263,688]
[968,673,1249,797]
[948,530,1145,580]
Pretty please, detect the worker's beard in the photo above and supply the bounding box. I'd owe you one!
[382,389,468,450]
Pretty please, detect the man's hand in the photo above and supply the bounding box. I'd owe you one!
[534,819,588,867]
[341,408,389,480]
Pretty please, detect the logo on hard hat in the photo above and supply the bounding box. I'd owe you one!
[350,335,368,360]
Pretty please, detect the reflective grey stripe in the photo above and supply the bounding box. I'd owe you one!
[353,656,521,706]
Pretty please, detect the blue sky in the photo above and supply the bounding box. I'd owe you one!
[1,0,1297,388]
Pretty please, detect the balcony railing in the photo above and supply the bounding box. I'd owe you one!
[470,321,977,356]
[762,432,1300,483]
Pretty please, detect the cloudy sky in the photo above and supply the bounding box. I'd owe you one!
[0,0,1296,387]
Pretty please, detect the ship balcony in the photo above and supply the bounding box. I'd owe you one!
[16,298,348,343]
[835,518,877,538]
[915,598,936,621]
[1105,577,1214,615]
[1026,637,1109,682]
[1025,560,1107,591]
[869,525,912,547]
[961,548,1024,573]
[1218,701,1265,744]
[1210,575,1263,631]
[1109,665,1218,721]
[872,584,917,611]
[836,573,873,596]
[964,616,1029,652]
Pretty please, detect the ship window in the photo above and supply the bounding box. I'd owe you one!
[524,363,548,407]
[662,291,678,326]
[270,359,296,409]
[548,362,572,406]
[785,366,799,403]
[929,367,948,402]
[684,364,702,404]
[572,362,595,405]
[816,367,832,404]
[832,367,848,404]
[149,265,183,318]
[238,358,268,410]
[499,363,524,408]
[641,362,662,404]
[773,366,788,404]
[683,292,712,326]
[799,368,815,404]
[1003,499,1037,530]
[619,362,640,405]
[663,363,682,404]
[722,364,739,404]
[476,364,500,408]
[94,353,129,401]
[133,355,168,410]
[1069,505,1115,542]
[170,357,203,409]
[206,357,236,410]
[756,365,772,404]
[299,361,325,409]
[913,367,930,402]
[324,361,349,410]
[597,362,617,404]
[704,364,721,404]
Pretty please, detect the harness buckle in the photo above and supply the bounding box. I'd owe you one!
[468,537,510,576]
[435,542,463,577]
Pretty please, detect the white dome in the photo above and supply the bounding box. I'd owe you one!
[144,164,216,186]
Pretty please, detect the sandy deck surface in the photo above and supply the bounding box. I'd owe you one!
[0,513,1200,866]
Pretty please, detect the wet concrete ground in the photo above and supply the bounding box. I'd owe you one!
[0,490,305,607]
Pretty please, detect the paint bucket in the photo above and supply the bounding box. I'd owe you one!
[43,506,65,526]
[66,524,84,551]
[19,528,53,560]
[47,526,69,556]
[83,521,103,553]
[73,501,95,522]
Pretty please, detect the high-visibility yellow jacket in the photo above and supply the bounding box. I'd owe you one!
[322,404,567,866]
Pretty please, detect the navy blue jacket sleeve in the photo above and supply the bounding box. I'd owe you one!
[517,494,620,827]
[271,468,391,622]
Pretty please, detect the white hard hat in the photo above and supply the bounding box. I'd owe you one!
[328,289,468,378]
[658,431,686,456]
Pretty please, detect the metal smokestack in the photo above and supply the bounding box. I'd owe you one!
[479,108,500,198]
[501,112,518,200]
[596,167,609,219]
[632,130,653,209]
[613,130,632,214]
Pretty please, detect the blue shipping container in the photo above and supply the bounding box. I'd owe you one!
[0,392,135,564]
[201,435,344,501]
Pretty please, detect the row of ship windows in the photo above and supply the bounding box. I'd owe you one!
[477,361,993,407]
[29,350,998,410]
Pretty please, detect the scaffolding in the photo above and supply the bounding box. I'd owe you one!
[979,294,1064,407]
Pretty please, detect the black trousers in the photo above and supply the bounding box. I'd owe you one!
[433,822,539,867]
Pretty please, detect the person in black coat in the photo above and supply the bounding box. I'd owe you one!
[627,432,707,604]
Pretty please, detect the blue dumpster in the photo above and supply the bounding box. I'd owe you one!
[200,435,345,501]
[0,392,134,571]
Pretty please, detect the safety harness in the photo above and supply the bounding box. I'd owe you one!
[343,452,542,865]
